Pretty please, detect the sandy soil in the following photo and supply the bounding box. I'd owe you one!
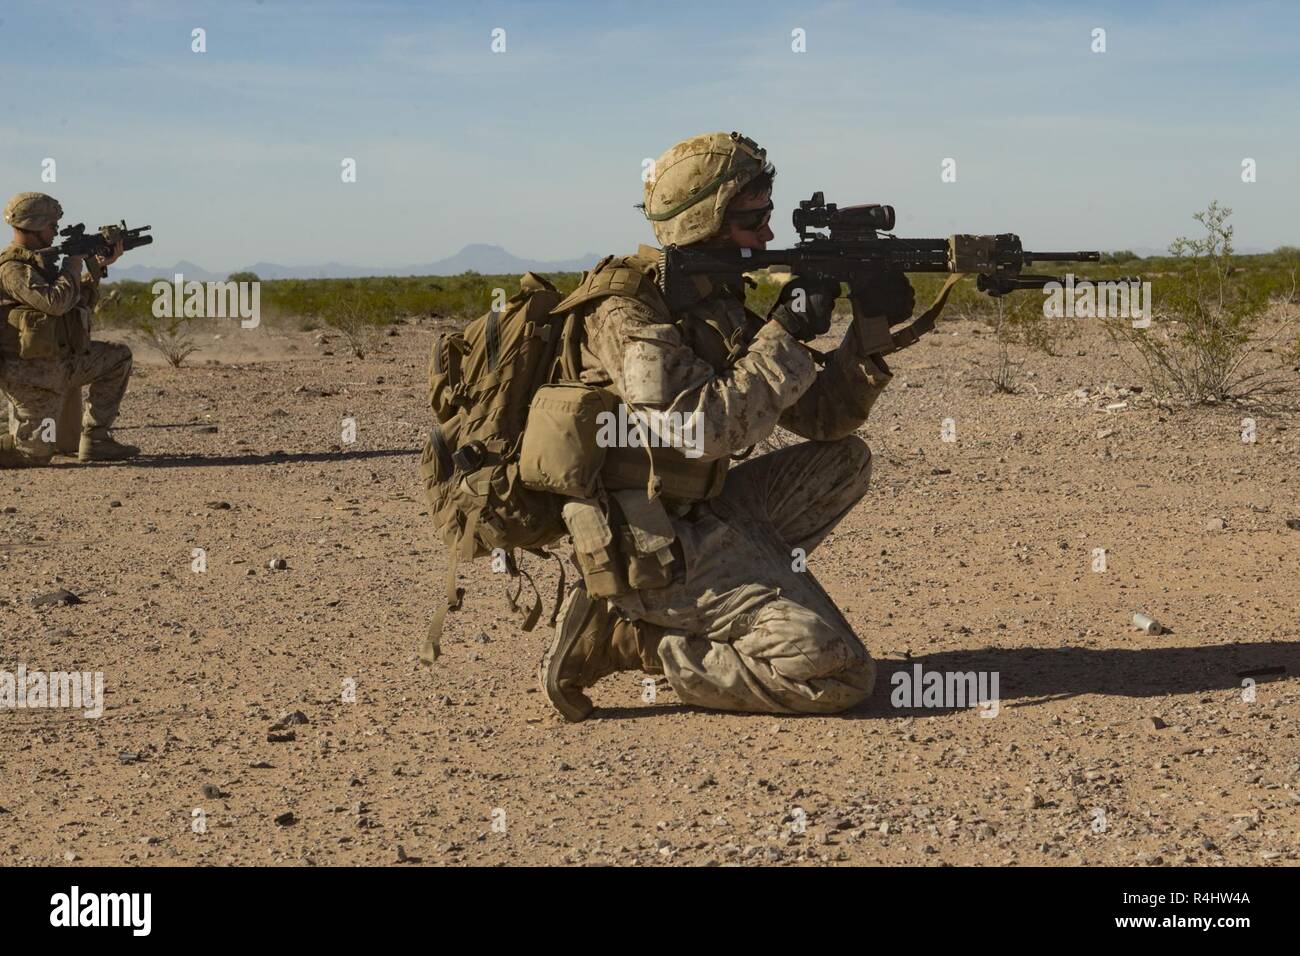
[2,315,1297,867]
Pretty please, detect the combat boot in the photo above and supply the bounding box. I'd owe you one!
[78,427,139,462]
[0,435,48,469]
[540,583,665,722]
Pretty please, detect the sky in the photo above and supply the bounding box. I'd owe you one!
[1,0,1296,272]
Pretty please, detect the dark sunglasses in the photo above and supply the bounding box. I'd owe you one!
[727,200,774,232]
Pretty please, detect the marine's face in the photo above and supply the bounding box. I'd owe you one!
[721,189,775,250]
[35,222,58,246]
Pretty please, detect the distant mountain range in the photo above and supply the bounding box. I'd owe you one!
[107,244,604,282]
[107,241,1286,284]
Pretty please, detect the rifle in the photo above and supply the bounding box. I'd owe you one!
[43,221,153,258]
[657,191,1128,355]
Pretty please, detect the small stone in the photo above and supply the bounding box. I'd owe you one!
[201,784,223,799]
[1204,518,1226,532]
[271,710,310,729]
[471,632,492,644]
[109,500,122,508]
[1024,792,1045,810]
[267,557,288,570]
[274,811,296,827]
[1143,716,1167,731]
[63,850,78,862]
[192,424,219,434]
[117,751,139,765]
[267,731,296,743]
[206,501,232,510]
[31,588,81,608]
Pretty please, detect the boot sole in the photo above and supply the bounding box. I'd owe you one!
[539,587,595,722]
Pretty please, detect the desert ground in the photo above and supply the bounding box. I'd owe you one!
[1,312,1297,867]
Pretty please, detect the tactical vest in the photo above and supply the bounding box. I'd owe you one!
[0,245,86,360]
[551,246,733,503]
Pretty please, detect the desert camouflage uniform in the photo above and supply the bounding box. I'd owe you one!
[0,244,132,459]
[570,248,893,714]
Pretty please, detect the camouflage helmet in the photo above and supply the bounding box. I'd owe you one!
[4,192,63,231]
[642,131,771,247]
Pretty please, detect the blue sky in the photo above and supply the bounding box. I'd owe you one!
[1,0,1296,271]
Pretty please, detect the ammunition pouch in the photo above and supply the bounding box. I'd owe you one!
[609,488,677,590]
[518,384,617,498]
[3,305,82,360]
[563,498,628,598]
[561,487,681,598]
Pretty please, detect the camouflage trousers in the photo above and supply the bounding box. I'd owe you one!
[0,342,133,459]
[613,434,876,715]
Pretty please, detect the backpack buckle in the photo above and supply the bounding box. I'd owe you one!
[452,439,487,473]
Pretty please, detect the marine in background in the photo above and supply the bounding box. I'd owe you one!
[0,191,136,467]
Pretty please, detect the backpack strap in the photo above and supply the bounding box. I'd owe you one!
[551,254,669,318]
[418,511,478,664]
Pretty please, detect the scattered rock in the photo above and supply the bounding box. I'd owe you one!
[31,589,81,608]
[1143,717,1167,731]
[267,557,288,570]
[470,631,492,644]
[1204,518,1226,532]
[192,424,219,434]
[200,784,223,799]
[206,501,232,510]
[267,731,296,743]
[274,812,296,827]
[271,710,310,729]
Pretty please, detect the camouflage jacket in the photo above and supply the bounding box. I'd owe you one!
[579,245,893,462]
[0,242,100,316]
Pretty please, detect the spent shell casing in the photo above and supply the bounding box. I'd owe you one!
[1133,612,1163,635]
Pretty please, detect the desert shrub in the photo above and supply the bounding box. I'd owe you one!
[1104,201,1292,406]
[323,295,385,358]
[134,314,199,367]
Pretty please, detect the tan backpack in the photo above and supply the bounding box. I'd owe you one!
[417,259,677,664]
[417,272,581,663]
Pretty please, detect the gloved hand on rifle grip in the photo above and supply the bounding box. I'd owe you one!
[853,269,915,323]
[769,275,840,342]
